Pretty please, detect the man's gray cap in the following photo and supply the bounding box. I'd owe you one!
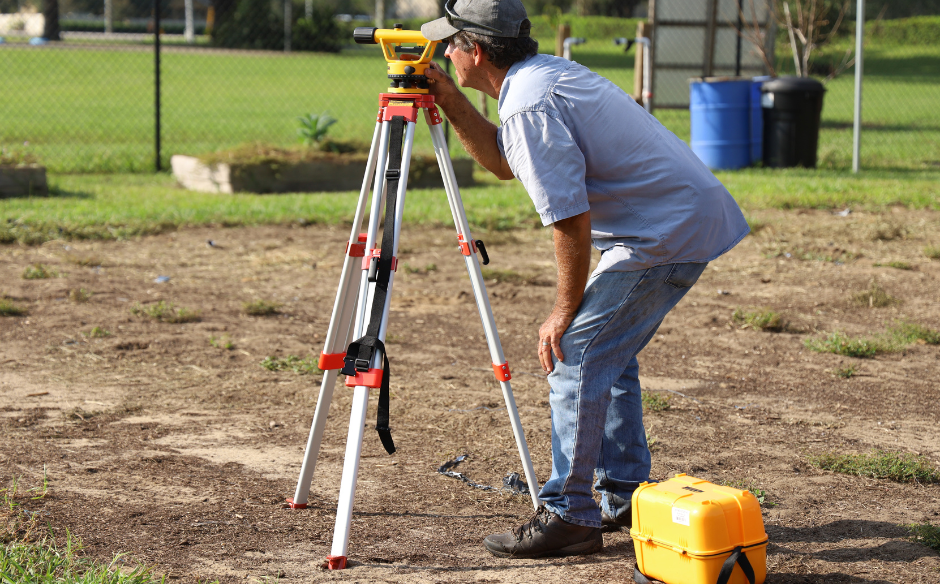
[421,0,529,41]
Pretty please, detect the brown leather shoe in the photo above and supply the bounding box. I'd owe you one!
[483,506,603,558]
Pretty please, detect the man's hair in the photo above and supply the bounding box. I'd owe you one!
[448,19,538,70]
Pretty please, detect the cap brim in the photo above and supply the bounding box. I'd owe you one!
[421,18,460,41]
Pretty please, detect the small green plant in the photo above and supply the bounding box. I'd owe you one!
[67,288,92,303]
[130,301,200,323]
[888,321,940,346]
[83,326,111,338]
[852,280,897,308]
[925,246,940,260]
[906,522,940,553]
[808,450,940,483]
[260,355,319,375]
[833,364,858,379]
[22,264,59,280]
[641,391,671,412]
[244,299,280,317]
[209,334,235,350]
[0,147,38,166]
[297,112,337,147]
[0,298,27,317]
[64,253,102,267]
[873,260,912,270]
[720,481,776,507]
[732,308,787,332]
[805,331,879,358]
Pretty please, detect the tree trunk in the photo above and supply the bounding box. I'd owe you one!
[42,0,60,40]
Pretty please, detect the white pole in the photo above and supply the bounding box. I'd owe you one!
[184,0,194,43]
[852,0,864,173]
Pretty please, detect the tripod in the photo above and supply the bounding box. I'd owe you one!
[285,91,542,570]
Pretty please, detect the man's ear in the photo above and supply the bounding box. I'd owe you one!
[471,42,486,66]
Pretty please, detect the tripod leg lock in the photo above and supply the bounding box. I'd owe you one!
[492,361,512,382]
[344,367,384,388]
[325,555,347,570]
[318,352,347,371]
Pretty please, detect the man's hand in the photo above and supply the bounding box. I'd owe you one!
[425,62,461,111]
[538,212,592,373]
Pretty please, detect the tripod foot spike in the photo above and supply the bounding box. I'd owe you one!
[325,555,347,570]
[284,497,307,509]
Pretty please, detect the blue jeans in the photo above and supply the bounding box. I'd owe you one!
[538,262,707,528]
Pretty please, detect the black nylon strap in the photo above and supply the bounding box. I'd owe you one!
[716,546,756,584]
[633,565,653,584]
[340,115,405,456]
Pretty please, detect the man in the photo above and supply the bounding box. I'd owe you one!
[421,0,749,559]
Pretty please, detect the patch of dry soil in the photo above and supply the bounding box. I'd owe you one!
[1,208,939,583]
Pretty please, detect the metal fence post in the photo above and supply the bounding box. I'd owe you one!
[852,0,865,173]
[154,0,162,172]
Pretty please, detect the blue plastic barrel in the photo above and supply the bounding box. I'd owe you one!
[750,76,772,163]
[690,79,752,170]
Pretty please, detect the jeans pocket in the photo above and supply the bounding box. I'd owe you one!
[663,262,708,289]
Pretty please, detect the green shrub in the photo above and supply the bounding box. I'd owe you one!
[852,280,897,308]
[22,264,58,279]
[805,332,879,358]
[292,8,344,53]
[808,450,940,483]
[260,354,319,375]
[211,0,283,51]
[907,522,940,553]
[867,15,940,45]
[244,299,280,316]
[130,301,200,323]
[888,321,940,345]
[732,308,787,332]
[0,298,27,317]
[641,391,670,412]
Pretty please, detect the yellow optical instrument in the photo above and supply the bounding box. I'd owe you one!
[354,25,440,94]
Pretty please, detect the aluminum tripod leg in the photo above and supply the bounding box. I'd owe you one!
[287,121,384,509]
[327,118,417,569]
[427,118,541,509]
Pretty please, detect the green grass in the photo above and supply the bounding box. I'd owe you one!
[873,260,912,270]
[907,523,940,553]
[833,364,858,379]
[209,334,234,350]
[0,298,27,317]
[808,450,940,483]
[130,300,200,323]
[2,476,169,584]
[925,246,940,260]
[82,326,111,338]
[259,354,319,375]
[805,331,880,358]
[67,288,92,303]
[21,264,59,280]
[851,280,897,308]
[641,391,670,412]
[243,299,280,317]
[806,321,940,358]
[732,308,788,332]
[1,24,937,173]
[719,480,777,508]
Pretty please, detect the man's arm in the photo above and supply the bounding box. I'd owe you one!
[539,211,592,373]
[425,62,514,180]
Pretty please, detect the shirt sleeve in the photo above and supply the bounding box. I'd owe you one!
[498,110,589,226]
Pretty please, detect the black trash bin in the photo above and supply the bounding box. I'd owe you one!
[761,77,826,168]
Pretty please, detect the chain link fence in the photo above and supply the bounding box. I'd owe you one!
[0,0,937,174]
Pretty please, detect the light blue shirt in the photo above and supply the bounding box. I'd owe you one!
[495,54,750,274]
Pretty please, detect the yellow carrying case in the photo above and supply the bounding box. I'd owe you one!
[630,474,768,584]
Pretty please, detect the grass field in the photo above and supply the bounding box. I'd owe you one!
[1,21,937,173]
[1,166,938,245]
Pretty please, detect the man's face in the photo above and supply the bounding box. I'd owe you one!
[444,37,479,90]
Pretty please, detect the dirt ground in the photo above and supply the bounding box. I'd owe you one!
[1,207,939,583]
